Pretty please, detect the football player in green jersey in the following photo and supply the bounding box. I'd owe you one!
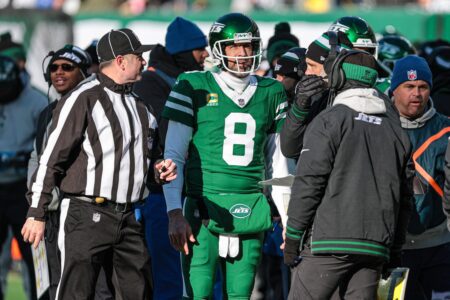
[162,13,290,299]
[376,35,416,94]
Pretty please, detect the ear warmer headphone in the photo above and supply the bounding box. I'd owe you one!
[43,45,92,84]
[323,30,338,73]
[42,51,55,85]
[326,49,378,106]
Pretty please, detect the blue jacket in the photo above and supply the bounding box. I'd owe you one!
[400,100,450,249]
[0,72,47,183]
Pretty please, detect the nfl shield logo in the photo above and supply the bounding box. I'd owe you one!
[407,70,417,81]
[92,212,101,223]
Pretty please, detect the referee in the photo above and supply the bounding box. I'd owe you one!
[21,28,176,300]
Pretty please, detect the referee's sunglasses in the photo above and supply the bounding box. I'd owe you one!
[49,63,77,73]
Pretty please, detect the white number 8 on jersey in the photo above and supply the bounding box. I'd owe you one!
[223,113,256,166]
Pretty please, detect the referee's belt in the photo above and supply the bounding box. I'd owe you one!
[66,194,137,213]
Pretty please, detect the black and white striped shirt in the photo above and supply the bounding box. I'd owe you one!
[27,73,158,220]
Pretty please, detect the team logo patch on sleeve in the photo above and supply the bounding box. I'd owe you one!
[207,93,219,106]
[92,212,101,223]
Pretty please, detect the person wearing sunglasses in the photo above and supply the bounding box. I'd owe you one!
[23,29,176,300]
[45,44,92,96]
[27,45,118,300]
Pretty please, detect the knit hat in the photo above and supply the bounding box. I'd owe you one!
[0,32,26,62]
[48,45,92,77]
[165,17,207,55]
[391,55,432,92]
[341,51,378,87]
[273,47,307,80]
[306,31,353,64]
[266,22,299,64]
[97,28,154,62]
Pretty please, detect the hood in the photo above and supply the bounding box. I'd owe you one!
[332,88,386,114]
[148,44,184,78]
[398,98,436,129]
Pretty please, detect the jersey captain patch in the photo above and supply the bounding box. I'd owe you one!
[207,93,219,106]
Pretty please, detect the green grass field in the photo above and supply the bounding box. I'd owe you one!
[5,271,27,300]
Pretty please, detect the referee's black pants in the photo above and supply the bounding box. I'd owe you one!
[56,197,152,300]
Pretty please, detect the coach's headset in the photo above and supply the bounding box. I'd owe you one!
[324,42,377,106]
[42,45,92,86]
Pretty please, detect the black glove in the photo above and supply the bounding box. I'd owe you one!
[283,237,302,267]
[293,75,327,111]
[382,251,402,279]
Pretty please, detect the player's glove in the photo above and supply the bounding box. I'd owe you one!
[283,236,302,267]
[291,75,327,120]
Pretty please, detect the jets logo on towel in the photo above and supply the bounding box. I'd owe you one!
[229,204,251,219]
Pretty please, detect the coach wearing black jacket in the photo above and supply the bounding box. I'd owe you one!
[279,31,352,160]
[284,50,414,299]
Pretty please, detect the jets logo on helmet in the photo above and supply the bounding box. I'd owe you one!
[329,16,378,58]
[209,13,262,75]
[210,22,225,33]
[328,23,349,33]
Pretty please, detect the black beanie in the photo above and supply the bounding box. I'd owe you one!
[274,47,307,80]
[341,52,378,87]
[266,22,299,64]
[48,45,92,77]
[306,31,353,64]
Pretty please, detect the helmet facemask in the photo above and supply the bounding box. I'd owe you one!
[212,35,262,75]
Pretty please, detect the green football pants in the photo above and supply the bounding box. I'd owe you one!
[183,197,264,300]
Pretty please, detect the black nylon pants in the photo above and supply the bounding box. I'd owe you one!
[288,245,384,300]
[56,198,152,300]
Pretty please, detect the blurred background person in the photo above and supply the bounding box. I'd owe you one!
[376,34,417,94]
[422,45,450,116]
[0,53,47,300]
[264,22,299,78]
[84,39,100,75]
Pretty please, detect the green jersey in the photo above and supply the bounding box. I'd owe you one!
[375,77,391,95]
[162,71,287,197]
